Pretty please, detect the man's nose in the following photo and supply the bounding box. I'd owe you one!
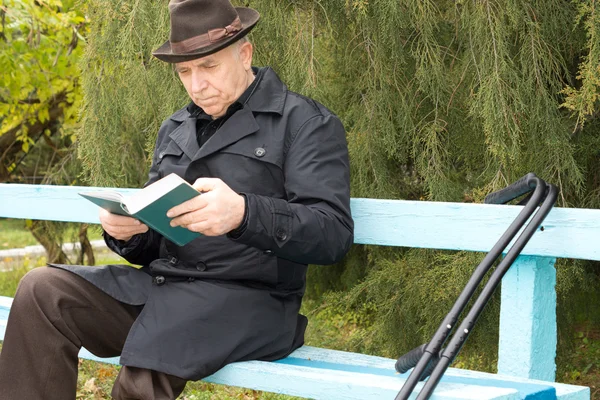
[191,70,209,94]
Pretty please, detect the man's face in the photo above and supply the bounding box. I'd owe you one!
[175,41,253,118]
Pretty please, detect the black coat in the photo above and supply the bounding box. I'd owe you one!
[51,67,353,380]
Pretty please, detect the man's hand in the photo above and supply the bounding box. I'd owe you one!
[167,178,245,236]
[99,209,149,241]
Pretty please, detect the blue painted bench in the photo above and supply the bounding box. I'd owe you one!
[0,183,597,399]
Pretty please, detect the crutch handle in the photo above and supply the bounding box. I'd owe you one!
[484,173,537,205]
[395,344,427,373]
[395,343,438,381]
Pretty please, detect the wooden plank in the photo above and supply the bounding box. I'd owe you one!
[273,358,555,399]
[0,296,10,341]
[287,346,589,400]
[74,350,521,400]
[203,360,520,400]
[1,184,600,260]
[0,293,588,399]
[0,296,519,400]
[0,184,135,224]
[350,199,600,261]
[41,344,592,400]
[498,256,557,381]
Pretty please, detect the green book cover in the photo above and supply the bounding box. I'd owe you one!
[79,173,201,246]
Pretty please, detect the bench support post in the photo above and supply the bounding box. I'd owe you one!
[497,255,557,381]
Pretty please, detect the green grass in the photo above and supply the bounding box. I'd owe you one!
[0,218,104,250]
[0,219,38,249]
[558,326,600,398]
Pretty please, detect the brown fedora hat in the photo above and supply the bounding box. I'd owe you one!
[152,0,260,63]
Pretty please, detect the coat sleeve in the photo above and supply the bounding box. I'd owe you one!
[230,113,354,265]
[103,121,172,265]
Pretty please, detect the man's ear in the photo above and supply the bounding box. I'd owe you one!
[239,41,253,71]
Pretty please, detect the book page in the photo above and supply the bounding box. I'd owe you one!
[81,191,124,203]
[123,173,197,214]
[79,191,129,217]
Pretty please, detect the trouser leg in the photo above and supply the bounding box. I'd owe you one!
[111,366,187,400]
[0,267,141,400]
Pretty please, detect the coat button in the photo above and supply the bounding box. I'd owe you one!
[195,261,207,271]
[153,275,166,286]
[254,147,266,157]
[275,228,287,241]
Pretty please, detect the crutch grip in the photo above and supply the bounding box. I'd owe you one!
[484,173,537,205]
[395,344,439,381]
[395,344,427,373]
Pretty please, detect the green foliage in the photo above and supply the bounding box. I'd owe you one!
[558,328,600,388]
[77,0,187,187]
[77,0,600,374]
[0,1,92,264]
[561,0,600,130]
[317,248,499,368]
[0,0,86,173]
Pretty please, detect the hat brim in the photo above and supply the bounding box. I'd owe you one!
[152,7,259,63]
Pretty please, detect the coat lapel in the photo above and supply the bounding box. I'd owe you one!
[192,105,259,160]
[168,117,200,160]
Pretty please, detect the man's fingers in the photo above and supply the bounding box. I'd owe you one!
[186,220,214,235]
[170,209,208,228]
[167,194,206,218]
[100,209,142,226]
[107,223,148,235]
[99,209,149,239]
[104,223,148,241]
[192,178,221,193]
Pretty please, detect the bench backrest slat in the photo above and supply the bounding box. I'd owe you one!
[2,183,600,261]
[351,198,600,260]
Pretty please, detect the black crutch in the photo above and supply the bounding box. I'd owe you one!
[394,173,558,400]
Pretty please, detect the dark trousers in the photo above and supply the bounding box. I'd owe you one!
[0,267,187,400]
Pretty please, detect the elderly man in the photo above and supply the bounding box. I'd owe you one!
[0,0,353,398]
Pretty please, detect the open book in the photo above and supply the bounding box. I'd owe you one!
[79,173,201,246]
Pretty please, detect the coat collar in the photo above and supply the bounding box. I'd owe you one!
[167,67,286,160]
[168,105,260,161]
[245,67,287,115]
[169,66,287,123]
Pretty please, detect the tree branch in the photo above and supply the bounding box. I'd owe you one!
[0,92,67,182]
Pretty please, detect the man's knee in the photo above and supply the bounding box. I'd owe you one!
[15,267,72,305]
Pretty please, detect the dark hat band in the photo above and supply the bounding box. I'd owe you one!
[170,16,242,54]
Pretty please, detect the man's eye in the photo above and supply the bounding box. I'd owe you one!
[178,69,189,74]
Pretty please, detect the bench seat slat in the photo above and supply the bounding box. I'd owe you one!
[205,360,521,400]
[286,346,589,400]
[75,350,520,400]
[0,296,589,400]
